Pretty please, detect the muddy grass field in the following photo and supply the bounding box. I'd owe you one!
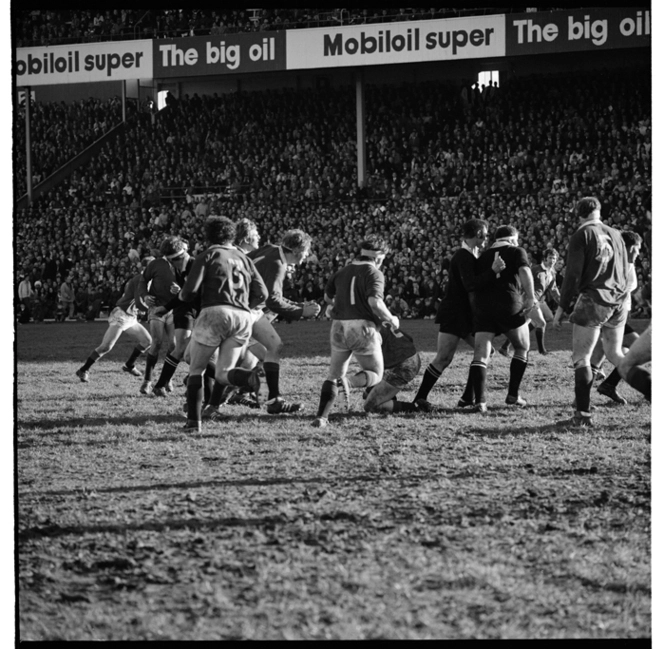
[15,318,651,640]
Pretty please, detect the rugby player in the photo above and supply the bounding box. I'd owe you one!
[469,225,536,413]
[137,236,190,395]
[411,219,505,409]
[618,321,651,401]
[312,235,397,428]
[552,196,631,427]
[247,229,321,414]
[175,216,268,432]
[75,257,155,382]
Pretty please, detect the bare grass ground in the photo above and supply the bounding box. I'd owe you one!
[16,319,651,640]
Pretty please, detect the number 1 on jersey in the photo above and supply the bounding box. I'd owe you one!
[349,276,356,305]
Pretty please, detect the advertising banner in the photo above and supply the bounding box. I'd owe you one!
[153,32,287,77]
[285,15,505,69]
[15,41,153,86]
[506,7,650,56]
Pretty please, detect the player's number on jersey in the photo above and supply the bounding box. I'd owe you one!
[227,259,249,302]
[349,276,356,305]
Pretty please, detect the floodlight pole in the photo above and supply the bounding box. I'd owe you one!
[355,69,366,189]
[24,86,33,204]
[121,80,127,123]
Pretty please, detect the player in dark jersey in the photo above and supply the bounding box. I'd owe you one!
[618,321,651,402]
[553,197,632,426]
[362,324,424,413]
[174,216,268,432]
[151,242,198,398]
[248,230,321,414]
[75,257,155,382]
[137,236,190,395]
[469,225,536,413]
[411,219,505,409]
[312,235,398,428]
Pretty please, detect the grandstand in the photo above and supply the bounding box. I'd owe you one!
[13,8,651,323]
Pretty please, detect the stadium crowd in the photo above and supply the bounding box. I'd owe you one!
[15,65,651,325]
[15,8,550,47]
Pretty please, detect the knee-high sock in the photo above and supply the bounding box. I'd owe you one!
[460,370,474,403]
[204,363,216,405]
[154,353,179,388]
[125,345,146,369]
[414,363,441,402]
[80,351,100,372]
[508,353,528,398]
[469,361,487,404]
[144,352,158,381]
[208,380,226,408]
[535,328,546,353]
[264,361,280,401]
[601,367,621,389]
[186,374,203,423]
[625,366,651,401]
[574,366,594,414]
[316,380,338,419]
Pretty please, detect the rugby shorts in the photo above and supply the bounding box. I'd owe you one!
[107,306,138,332]
[473,309,529,336]
[383,353,421,389]
[435,302,474,338]
[330,319,382,356]
[191,305,253,347]
[148,306,174,326]
[569,293,628,330]
[173,302,197,331]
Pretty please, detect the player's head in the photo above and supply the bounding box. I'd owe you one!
[160,236,189,269]
[358,235,390,267]
[542,248,559,268]
[141,255,155,269]
[621,230,642,263]
[495,224,519,245]
[282,229,312,265]
[235,218,261,250]
[462,219,489,247]
[205,216,236,246]
[575,196,601,220]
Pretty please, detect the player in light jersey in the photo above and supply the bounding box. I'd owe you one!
[248,230,321,414]
[137,236,190,395]
[173,216,268,432]
[552,196,631,427]
[312,235,397,428]
[75,257,155,382]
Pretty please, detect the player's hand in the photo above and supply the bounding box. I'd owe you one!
[153,306,167,316]
[170,282,181,294]
[552,309,564,331]
[491,252,506,275]
[325,304,334,320]
[303,301,321,318]
[386,315,399,331]
[144,295,157,307]
[522,297,535,313]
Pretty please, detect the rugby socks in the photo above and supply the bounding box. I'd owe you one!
[590,363,603,379]
[469,361,487,405]
[459,371,475,404]
[625,366,651,402]
[144,353,158,381]
[508,353,528,399]
[264,361,280,401]
[601,367,621,389]
[125,345,146,369]
[185,374,203,423]
[208,380,225,408]
[414,363,442,402]
[574,365,594,414]
[227,367,256,388]
[204,362,216,405]
[154,353,179,389]
[535,328,547,354]
[80,351,101,371]
[316,380,338,419]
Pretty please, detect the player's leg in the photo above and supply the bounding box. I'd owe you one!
[412,332,460,403]
[570,323,602,418]
[76,323,124,381]
[530,304,548,355]
[153,327,191,395]
[123,321,152,377]
[469,331,495,412]
[618,323,651,400]
[363,380,400,412]
[366,353,422,413]
[597,325,639,404]
[142,315,165,393]
[185,339,217,430]
[313,349,353,426]
[457,334,477,407]
[504,322,531,405]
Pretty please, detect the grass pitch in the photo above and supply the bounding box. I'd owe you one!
[16,318,651,640]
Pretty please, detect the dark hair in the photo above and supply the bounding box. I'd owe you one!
[542,248,559,260]
[205,216,236,245]
[159,235,187,257]
[575,196,601,219]
[495,224,518,240]
[621,230,642,248]
[461,218,488,239]
[358,234,390,260]
[282,229,312,253]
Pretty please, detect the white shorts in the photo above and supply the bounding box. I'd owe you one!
[330,319,382,356]
[148,306,174,326]
[191,305,253,348]
[248,309,277,347]
[108,306,137,332]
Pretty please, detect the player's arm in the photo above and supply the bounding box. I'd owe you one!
[178,253,207,303]
[518,265,536,312]
[246,258,269,310]
[366,271,398,329]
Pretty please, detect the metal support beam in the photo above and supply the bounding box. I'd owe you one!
[355,70,366,188]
